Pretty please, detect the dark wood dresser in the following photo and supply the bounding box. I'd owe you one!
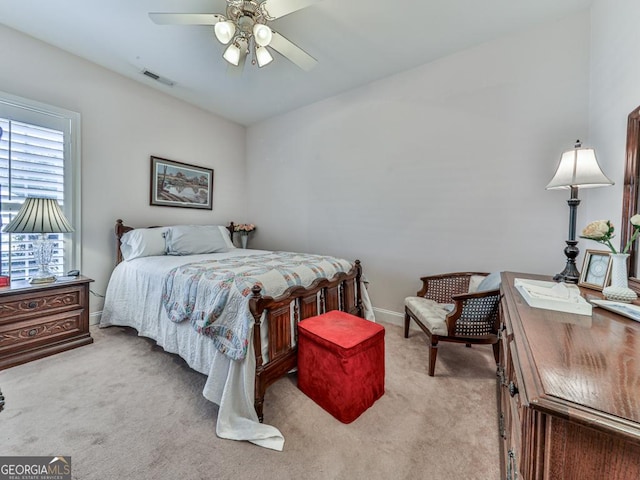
[0,276,93,370]
[499,272,640,480]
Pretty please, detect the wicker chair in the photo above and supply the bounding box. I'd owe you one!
[404,272,501,376]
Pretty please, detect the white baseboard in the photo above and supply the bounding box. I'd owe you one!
[372,307,404,327]
[89,311,102,326]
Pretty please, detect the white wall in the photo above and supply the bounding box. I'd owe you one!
[246,13,591,324]
[0,25,247,315]
[587,0,640,243]
[0,9,605,325]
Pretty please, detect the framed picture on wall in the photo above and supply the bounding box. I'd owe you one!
[578,250,612,291]
[150,156,213,210]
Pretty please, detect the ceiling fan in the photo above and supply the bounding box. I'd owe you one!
[149,0,320,71]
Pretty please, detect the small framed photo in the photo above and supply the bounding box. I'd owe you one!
[150,156,213,210]
[579,250,612,291]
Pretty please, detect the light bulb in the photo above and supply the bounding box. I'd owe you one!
[214,20,236,44]
[223,43,241,66]
[253,23,273,47]
[256,46,273,67]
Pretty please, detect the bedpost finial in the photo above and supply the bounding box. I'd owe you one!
[251,284,262,297]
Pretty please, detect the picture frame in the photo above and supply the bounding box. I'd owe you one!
[578,249,612,291]
[150,156,213,210]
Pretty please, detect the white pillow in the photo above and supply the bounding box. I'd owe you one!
[121,228,167,261]
[165,225,229,255]
[218,225,235,250]
[468,275,486,293]
[477,271,502,292]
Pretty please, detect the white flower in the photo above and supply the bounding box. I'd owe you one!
[581,220,611,240]
[234,223,256,233]
[581,215,640,254]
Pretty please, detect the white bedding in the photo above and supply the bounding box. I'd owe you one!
[100,248,373,451]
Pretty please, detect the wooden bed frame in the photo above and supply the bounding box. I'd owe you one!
[113,219,364,421]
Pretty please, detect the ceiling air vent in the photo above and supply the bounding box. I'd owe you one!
[141,69,175,87]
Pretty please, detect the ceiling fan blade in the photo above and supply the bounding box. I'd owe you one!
[148,13,224,25]
[269,31,317,71]
[260,0,321,19]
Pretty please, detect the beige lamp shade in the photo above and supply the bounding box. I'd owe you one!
[546,144,614,190]
[3,197,74,234]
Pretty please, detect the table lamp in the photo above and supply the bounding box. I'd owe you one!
[546,141,613,283]
[2,197,74,284]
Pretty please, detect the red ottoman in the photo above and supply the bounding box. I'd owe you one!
[297,311,385,423]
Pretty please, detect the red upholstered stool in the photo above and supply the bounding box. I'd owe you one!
[297,311,385,423]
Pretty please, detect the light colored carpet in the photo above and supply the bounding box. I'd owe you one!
[0,322,500,480]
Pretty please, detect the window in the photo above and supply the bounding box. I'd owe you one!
[0,91,81,281]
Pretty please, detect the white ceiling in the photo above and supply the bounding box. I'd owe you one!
[0,0,592,126]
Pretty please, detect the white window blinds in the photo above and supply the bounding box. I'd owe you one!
[0,93,80,281]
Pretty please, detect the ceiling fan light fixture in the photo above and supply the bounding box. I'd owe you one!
[223,43,241,65]
[256,46,273,67]
[214,20,236,44]
[150,0,320,71]
[253,23,273,47]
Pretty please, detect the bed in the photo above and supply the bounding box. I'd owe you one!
[100,220,373,450]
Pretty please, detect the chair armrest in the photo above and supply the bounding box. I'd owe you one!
[417,272,489,304]
[445,289,501,337]
[450,288,500,302]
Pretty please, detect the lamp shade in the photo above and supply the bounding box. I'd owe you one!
[253,24,273,47]
[3,197,74,234]
[223,43,241,66]
[256,46,273,67]
[214,20,236,44]
[546,144,614,190]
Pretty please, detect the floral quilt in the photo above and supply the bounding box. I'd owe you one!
[161,251,354,360]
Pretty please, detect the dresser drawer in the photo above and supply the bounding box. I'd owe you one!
[0,310,83,356]
[0,285,85,324]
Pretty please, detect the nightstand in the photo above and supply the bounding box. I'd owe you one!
[0,276,93,370]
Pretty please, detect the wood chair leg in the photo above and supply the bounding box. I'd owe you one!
[428,340,438,376]
[404,310,411,338]
[492,342,500,364]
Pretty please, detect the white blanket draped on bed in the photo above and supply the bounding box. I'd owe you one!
[100,249,374,451]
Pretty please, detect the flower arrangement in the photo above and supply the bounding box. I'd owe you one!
[234,223,256,235]
[580,214,640,254]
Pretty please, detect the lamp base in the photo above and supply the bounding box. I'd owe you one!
[31,238,57,284]
[29,275,57,284]
[554,239,580,284]
[553,268,580,284]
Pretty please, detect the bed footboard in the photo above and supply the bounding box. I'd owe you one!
[249,260,364,422]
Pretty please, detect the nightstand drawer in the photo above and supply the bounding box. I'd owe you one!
[0,310,82,356]
[0,285,84,324]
